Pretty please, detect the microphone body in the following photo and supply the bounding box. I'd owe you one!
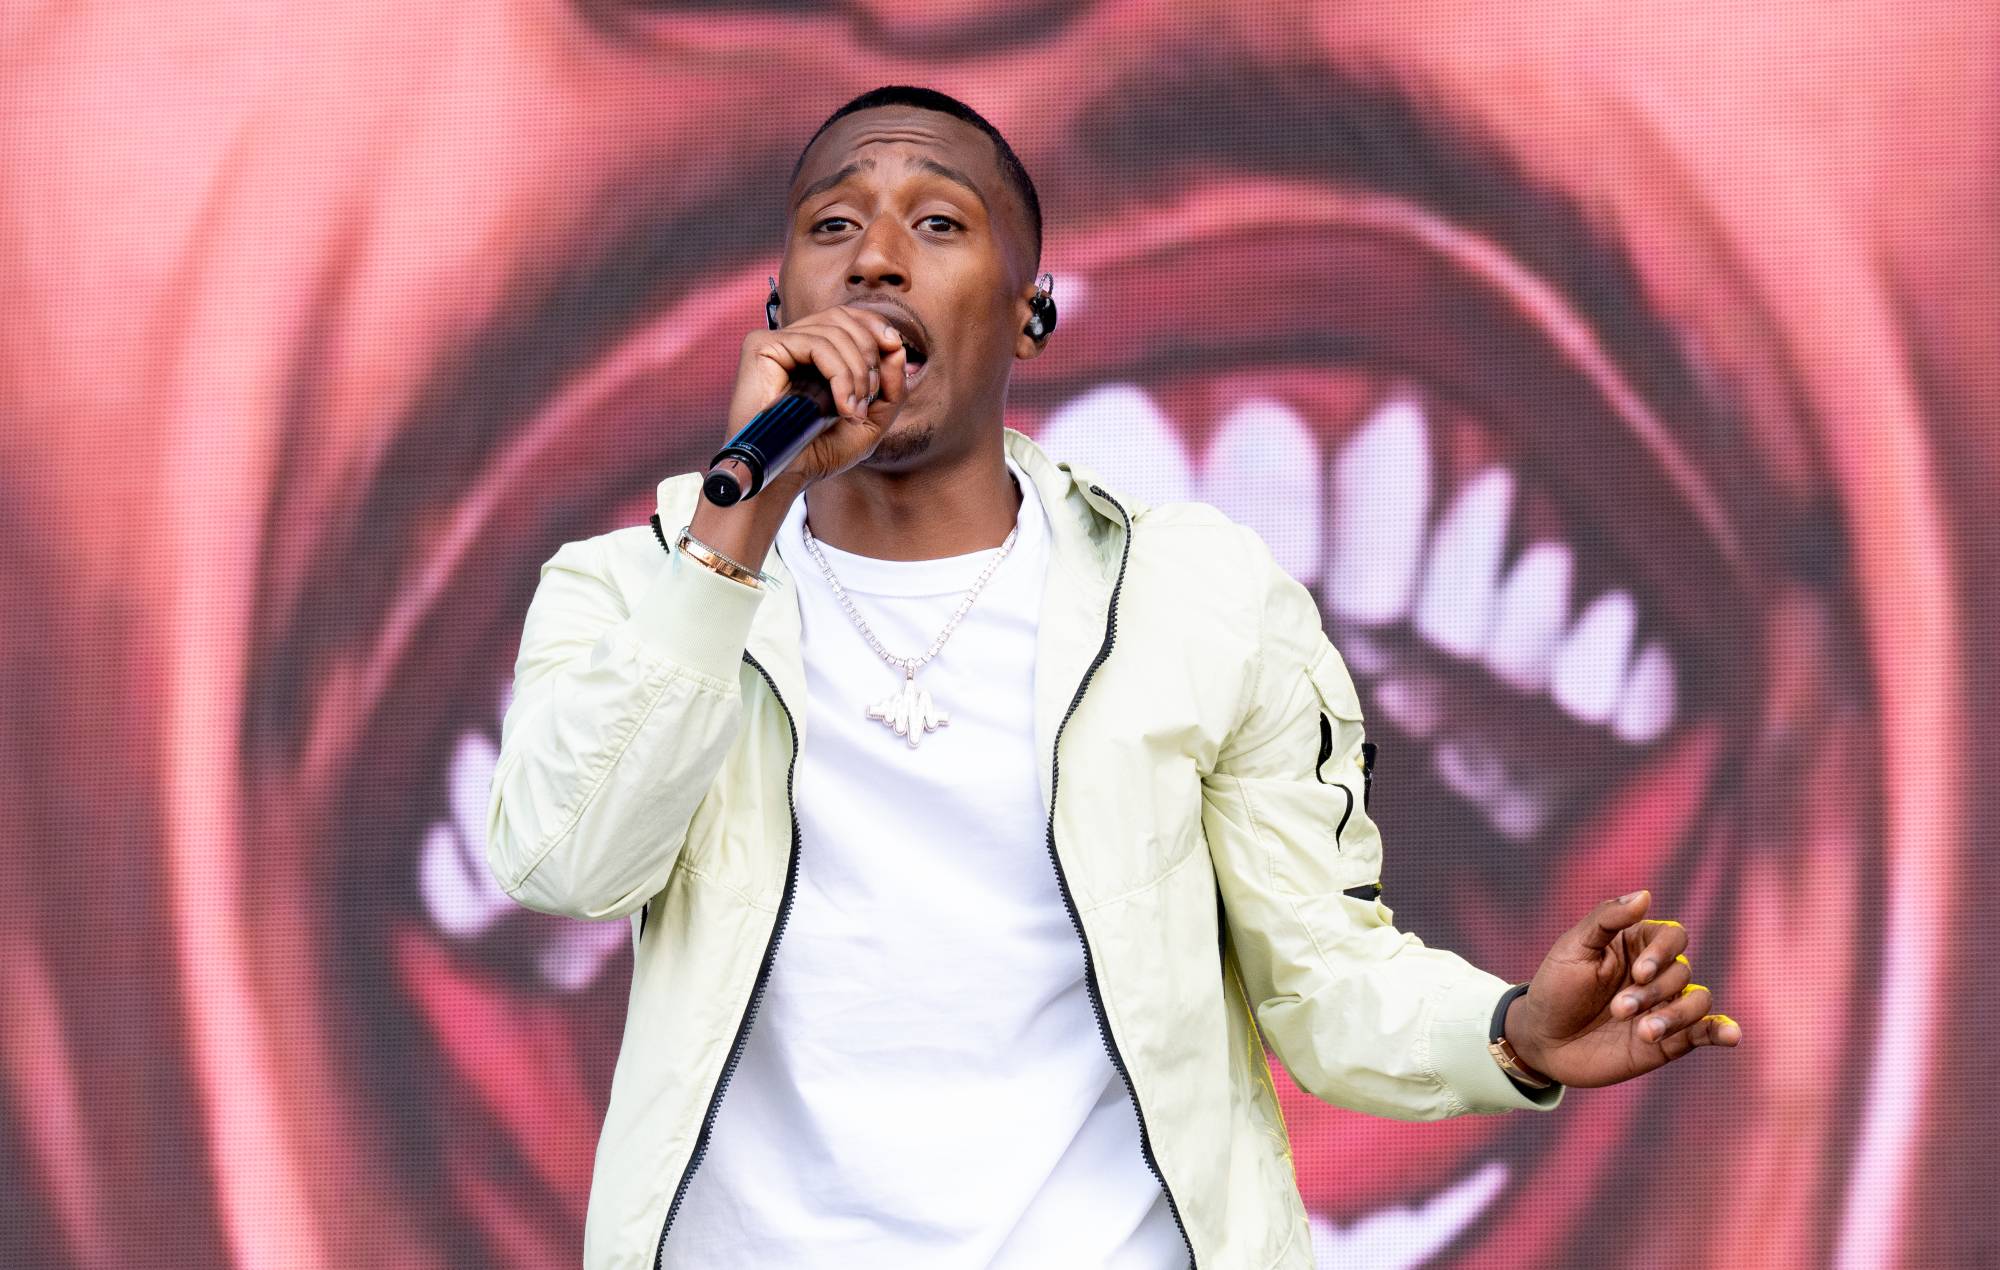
[703,378,835,507]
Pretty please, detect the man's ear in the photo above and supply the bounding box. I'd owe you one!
[1014,274,1052,361]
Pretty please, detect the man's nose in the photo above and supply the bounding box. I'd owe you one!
[847,222,909,291]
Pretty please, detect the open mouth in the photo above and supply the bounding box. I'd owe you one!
[293,184,1813,1266]
[868,306,930,391]
[1034,374,1687,850]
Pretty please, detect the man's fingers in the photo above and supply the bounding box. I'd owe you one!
[875,340,907,407]
[838,308,909,357]
[819,308,919,411]
[1573,890,1651,954]
[1611,954,1691,1019]
[1660,1013,1743,1060]
[824,308,904,382]
[1626,920,1690,985]
[751,330,854,418]
[816,323,879,417]
[1635,982,1711,1044]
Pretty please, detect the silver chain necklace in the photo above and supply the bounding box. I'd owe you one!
[800,513,1019,748]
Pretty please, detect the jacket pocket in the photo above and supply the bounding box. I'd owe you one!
[1305,646,1373,854]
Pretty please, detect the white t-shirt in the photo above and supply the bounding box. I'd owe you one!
[666,461,1181,1268]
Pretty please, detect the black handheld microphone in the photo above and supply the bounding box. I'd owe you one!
[702,375,837,507]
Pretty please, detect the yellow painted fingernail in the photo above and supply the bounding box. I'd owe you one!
[1682,983,1708,997]
[1641,918,1683,928]
[1674,954,1689,965]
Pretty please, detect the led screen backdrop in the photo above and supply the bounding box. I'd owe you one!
[3,2,1995,1266]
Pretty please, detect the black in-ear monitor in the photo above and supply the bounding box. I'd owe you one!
[1025,272,1056,340]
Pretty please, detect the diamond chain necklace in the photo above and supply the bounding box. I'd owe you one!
[799,511,1019,748]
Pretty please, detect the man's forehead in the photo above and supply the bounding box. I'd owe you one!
[794,107,1001,190]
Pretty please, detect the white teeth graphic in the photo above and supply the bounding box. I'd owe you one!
[420,729,512,939]
[536,921,631,992]
[1414,467,1515,659]
[1432,736,1506,804]
[1482,542,1574,692]
[418,820,511,939]
[1487,784,1556,842]
[1198,397,1324,585]
[1037,384,1193,507]
[450,728,498,849]
[1612,639,1678,745]
[1374,670,1445,741]
[1310,1160,1510,1269]
[1327,392,1432,627]
[1550,589,1638,725]
[1331,624,1395,676]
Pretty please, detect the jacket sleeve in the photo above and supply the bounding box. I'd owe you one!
[1201,541,1562,1119]
[485,532,764,921]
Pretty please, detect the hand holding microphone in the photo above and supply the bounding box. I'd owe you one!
[704,303,914,505]
[682,299,915,579]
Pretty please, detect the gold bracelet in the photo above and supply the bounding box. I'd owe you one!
[1487,1033,1554,1089]
[675,526,763,589]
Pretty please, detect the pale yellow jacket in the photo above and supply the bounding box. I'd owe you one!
[487,429,1560,1270]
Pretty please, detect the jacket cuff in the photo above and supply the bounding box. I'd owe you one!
[622,546,764,684]
[1430,972,1565,1113]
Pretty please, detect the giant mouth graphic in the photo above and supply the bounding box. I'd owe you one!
[279,180,1855,1266]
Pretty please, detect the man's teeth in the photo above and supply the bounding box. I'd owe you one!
[1611,640,1677,746]
[1375,669,1446,741]
[1549,589,1638,726]
[428,381,1691,950]
[418,730,512,939]
[1309,1160,1510,1269]
[417,696,630,989]
[1413,467,1515,659]
[1027,380,1686,844]
[536,921,634,993]
[1482,542,1574,692]
[1197,398,1324,585]
[1038,383,1193,506]
[1033,380,1680,749]
[1433,735,1507,804]
[1326,392,1432,627]
[1487,782,1557,842]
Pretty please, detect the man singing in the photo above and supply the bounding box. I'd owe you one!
[487,86,1741,1269]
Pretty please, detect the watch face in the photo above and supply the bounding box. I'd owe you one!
[2,4,1989,1269]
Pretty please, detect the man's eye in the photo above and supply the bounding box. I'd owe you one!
[920,215,960,233]
[811,217,853,233]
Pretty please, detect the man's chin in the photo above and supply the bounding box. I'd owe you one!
[862,417,937,469]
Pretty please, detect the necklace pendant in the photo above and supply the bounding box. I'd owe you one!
[866,674,949,748]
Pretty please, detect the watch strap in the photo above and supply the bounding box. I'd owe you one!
[1488,982,1555,1090]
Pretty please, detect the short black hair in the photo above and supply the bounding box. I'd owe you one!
[791,85,1042,265]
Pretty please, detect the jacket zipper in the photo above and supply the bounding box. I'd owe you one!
[653,652,801,1269]
[651,490,1197,1266]
[1044,486,1196,1268]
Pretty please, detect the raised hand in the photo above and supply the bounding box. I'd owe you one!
[725,303,912,487]
[1502,890,1742,1089]
[689,303,912,568]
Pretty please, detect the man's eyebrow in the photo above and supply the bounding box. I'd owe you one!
[910,158,990,209]
[792,155,992,213]
[1067,57,1729,439]
[794,159,872,209]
